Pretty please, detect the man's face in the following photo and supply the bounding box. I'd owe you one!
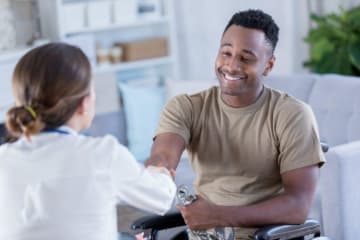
[215,25,275,99]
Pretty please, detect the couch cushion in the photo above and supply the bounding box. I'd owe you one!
[118,81,165,162]
[308,74,360,147]
[85,110,127,145]
[264,74,316,102]
[320,141,360,239]
[165,79,218,99]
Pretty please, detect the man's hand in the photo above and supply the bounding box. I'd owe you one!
[176,195,221,230]
[146,165,176,180]
[144,155,169,168]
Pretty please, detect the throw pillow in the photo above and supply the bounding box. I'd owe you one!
[118,79,165,162]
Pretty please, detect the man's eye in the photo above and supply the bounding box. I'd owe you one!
[222,51,231,57]
[240,56,251,62]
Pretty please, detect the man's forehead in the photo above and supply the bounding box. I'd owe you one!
[222,25,266,42]
[221,25,271,53]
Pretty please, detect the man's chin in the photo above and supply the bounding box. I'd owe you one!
[219,84,240,95]
[220,89,242,96]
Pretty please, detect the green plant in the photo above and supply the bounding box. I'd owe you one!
[304,5,360,76]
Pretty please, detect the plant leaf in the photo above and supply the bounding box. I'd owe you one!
[327,48,353,75]
[310,13,326,23]
[304,4,360,76]
[349,43,360,71]
[311,38,335,61]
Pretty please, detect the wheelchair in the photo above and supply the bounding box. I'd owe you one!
[131,143,330,240]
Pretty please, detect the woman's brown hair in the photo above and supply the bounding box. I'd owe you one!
[6,43,92,140]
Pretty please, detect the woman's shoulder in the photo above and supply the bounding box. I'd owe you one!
[75,134,124,152]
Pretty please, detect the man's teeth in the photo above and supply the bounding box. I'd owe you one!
[224,73,243,81]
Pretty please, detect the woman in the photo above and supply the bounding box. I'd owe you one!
[0,43,175,240]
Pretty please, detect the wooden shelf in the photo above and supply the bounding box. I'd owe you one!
[93,56,173,74]
[38,0,179,79]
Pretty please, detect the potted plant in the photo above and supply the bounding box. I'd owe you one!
[304,5,360,76]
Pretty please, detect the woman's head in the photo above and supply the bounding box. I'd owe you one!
[6,42,94,139]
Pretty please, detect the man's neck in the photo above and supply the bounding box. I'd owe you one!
[221,86,264,108]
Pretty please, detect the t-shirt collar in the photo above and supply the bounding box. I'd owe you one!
[218,86,269,114]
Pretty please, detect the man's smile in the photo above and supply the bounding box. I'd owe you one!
[219,69,246,82]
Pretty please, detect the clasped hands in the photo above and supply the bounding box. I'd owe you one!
[145,158,220,230]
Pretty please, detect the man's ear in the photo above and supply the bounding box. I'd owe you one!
[77,95,91,115]
[263,55,276,76]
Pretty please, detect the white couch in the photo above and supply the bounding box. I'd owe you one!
[166,74,360,240]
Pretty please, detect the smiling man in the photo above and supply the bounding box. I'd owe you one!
[145,9,325,239]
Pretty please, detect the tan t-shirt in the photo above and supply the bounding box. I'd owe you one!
[156,86,325,238]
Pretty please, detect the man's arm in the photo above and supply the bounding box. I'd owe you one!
[145,132,186,171]
[177,164,319,230]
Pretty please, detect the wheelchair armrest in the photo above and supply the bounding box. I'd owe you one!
[131,211,185,232]
[253,219,321,240]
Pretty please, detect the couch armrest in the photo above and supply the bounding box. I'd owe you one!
[321,141,360,239]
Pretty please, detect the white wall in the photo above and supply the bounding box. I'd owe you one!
[10,0,38,47]
[320,0,360,13]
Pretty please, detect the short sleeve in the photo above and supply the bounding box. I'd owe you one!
[276,101,326,173]
[106,137,176,215]
[155,94,194,145]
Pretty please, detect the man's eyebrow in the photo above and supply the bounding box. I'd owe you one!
[220,43,257,57]
[221,43,232,48]
[242,49,256,57]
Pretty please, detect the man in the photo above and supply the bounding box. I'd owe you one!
[145,9,325,239]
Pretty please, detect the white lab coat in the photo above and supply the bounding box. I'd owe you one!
[0,126,176,240]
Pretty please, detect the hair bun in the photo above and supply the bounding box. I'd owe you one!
[5,106,44,139]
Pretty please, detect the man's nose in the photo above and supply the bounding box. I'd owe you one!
[226,57,241,72]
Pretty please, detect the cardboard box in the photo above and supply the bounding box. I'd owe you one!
[119,38,168,61]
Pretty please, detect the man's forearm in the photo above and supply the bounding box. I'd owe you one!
[145,133,185,170]
[145,152,178,170]
[217,192,311,228]
[216,165,319,228]
[179,166,318,231]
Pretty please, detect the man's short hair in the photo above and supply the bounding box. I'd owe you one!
[224,9,279,53]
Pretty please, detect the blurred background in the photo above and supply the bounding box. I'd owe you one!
[1,0,360,158]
